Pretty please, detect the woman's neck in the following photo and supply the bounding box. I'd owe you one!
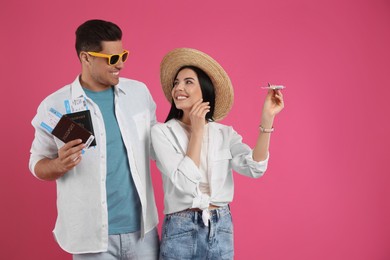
[179,113,208,126]
[180,113,191,125]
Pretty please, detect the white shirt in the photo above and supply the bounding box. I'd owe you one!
[29,76,158,254]
[151,119,269,215]
[178,121,210,195]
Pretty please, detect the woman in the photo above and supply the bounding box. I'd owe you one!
[152,48,284,259]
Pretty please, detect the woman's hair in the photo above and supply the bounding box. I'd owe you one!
[165,65,216,123]
[75,19,122,57]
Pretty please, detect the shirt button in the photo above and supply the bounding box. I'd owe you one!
[102,201,106,205]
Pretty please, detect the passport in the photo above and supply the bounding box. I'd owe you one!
[52,115,95,148]
[65,110,96,146]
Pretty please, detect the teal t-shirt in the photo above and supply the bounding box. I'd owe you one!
[83,87,141,235]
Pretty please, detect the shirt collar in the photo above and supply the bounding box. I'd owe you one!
[165,119,216,155]
[70,75,126,99]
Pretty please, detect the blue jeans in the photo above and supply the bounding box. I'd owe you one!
[160,205,234,260]
[73,228,159,260]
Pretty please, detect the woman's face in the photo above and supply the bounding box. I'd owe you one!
[171,68,203,112]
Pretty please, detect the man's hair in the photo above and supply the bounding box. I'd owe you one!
[75,19,122,57]
[165,66,216,123]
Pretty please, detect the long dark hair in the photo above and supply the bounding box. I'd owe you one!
[165,66,216,123]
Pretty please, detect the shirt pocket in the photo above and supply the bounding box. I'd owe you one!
[211,149,233,188]
[132,112,150,141]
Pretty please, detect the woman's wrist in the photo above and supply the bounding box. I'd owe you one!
[259,125,274,133]
[260,115,274,129]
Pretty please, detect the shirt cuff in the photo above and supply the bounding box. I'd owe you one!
[247,151,269,165]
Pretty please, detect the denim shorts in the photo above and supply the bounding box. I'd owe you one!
[160,205,234,260]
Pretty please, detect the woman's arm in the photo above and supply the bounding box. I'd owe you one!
[185,99,210,166]
[252,89,284,162]
[151,124,210,209]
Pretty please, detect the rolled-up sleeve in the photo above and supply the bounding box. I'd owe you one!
[29,102,58,178]
[230,127,269,178]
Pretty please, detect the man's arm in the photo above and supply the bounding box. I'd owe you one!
[34,139,85,181]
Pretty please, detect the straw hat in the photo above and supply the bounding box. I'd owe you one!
[160,48,234,121]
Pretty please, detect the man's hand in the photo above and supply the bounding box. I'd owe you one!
[55,139,85,173]
[35,139,85,181]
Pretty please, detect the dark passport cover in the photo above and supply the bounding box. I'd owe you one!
[52,115,94,146]
[65,110,96,146]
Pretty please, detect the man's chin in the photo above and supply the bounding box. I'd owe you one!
[109,79,119,86]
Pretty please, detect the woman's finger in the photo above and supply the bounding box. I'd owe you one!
[191,102,209,116]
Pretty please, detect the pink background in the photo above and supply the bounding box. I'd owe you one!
[2,0,389,259]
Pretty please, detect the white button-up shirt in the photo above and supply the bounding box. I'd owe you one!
[151,119,269,215]
[29,76,158,254]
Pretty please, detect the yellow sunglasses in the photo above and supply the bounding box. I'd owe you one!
[87,50,129,65]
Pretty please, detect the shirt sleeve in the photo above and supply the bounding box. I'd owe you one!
[229,127,269,178]
[146,88,157,161]
[29,101,59,179]
[151,124,210,210]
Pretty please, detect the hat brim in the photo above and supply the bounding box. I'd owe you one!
[160,48,234,121]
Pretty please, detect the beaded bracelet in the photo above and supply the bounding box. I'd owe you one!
[259,125,274,133]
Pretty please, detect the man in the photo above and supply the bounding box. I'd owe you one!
[29,19,159,259]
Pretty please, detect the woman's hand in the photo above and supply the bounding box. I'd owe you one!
[189,99,210,132]
[262,89,284,119]
[186,99,210,167]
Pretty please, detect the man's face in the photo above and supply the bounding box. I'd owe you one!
[83,40,126,90]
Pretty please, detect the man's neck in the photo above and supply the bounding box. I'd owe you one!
[79,74,110,92]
